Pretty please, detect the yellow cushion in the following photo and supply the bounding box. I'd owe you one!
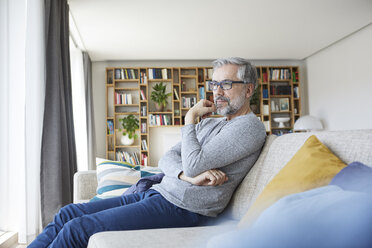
[238,135,346,227]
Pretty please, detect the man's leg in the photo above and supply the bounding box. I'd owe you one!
[28,191,149,248]
[48,189,207,248]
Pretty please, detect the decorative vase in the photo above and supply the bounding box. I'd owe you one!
[120,134,134,145]
[155,103,164,112]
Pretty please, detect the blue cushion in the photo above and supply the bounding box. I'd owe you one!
[208,162,372,248]
[330,161,372,193]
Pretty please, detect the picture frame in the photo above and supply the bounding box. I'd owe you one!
[279,98,289,111]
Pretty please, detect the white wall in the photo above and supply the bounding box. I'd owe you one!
[306,24,372,130]
[92,60,305,165]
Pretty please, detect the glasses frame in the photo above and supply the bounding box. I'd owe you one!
[207,80,247,91]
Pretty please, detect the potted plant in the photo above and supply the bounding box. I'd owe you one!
[151,82,172,112]
[118,114,139,145]
[250,84,261,114]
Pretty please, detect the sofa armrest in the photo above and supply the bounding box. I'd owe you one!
[73,170,97,203]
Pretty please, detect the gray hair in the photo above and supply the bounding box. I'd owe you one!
[212,57,258,89]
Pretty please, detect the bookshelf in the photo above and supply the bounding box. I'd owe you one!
[105,66,301,165]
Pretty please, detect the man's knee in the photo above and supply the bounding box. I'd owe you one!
[54,203,77,224]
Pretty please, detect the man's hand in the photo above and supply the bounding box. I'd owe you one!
[179,169,228,186]
[185,99,217,125]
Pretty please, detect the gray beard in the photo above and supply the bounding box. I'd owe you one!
[215,93,246,116]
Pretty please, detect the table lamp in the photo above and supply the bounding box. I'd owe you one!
[294,115,323,132]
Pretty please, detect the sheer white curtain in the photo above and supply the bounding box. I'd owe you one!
[70,37,89,172]
[0,0,44,244]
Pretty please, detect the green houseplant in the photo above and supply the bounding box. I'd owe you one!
[151,82,172,111]
[250,84,261,114]
[118,114,139,145]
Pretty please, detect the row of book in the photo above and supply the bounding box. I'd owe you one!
[140,72,148,84]
[141,139,148,151]
[269,69,291,80]
[182,96,197,108]
[140,105,147,116]
[116,151,139,165]
[115,92,133,105]
[148,68,172,80]
[141,122,147,133]
[115,69,137,80]
[270,85,291,95]
[149,114,172,126]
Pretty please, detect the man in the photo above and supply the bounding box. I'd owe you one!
[29,57,266,248]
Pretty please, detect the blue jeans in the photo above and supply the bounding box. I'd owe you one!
[28,189,208,248]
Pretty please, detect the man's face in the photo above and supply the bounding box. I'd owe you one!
[212,64,250,116]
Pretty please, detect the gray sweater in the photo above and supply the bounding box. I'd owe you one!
[152,112,266,217]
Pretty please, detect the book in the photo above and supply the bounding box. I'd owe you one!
[199,87,205,99]
[161,69,168,79]
[140,90,146,100]
[107,120,114,134]
[173,89,179,100]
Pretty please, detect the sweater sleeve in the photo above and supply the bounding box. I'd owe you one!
[158,141,183,178]
[181,117,266,177]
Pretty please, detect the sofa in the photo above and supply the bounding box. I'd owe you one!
[74,129,372,248]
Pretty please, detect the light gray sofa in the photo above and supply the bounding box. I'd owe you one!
[74,130,372,248]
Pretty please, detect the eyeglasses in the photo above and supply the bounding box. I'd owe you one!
[207,80,247,91]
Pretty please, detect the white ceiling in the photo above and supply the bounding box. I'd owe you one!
[68,0,372,62]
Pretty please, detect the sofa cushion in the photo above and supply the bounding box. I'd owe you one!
[225,130,372,222]
[224,135,277,220]
[91,160,164,201]
[208,185,372,248]
[91,160,141,201]
[88,225,233,248]
[330,161,372,193]
[239,135,346,227]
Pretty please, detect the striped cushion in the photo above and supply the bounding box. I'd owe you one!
[90,160,141,201]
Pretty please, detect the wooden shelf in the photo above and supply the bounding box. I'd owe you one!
[115,88,139,91]
[271,111,292,114]
[148,111,173,114]
[115,145,141,148]
[115,104,139,106]
[180,91,197,94]
[148,79,172,82]
[180,75,197,78]
[115,79,139,82]
[114,112,139,115]
[270,95,292,98]
[149,125,174,128]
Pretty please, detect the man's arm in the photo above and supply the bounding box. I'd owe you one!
[181,100,266,178]
[157,141,183,178]
[179,169,228,186]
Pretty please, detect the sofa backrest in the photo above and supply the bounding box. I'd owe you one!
[224,129,372,221]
